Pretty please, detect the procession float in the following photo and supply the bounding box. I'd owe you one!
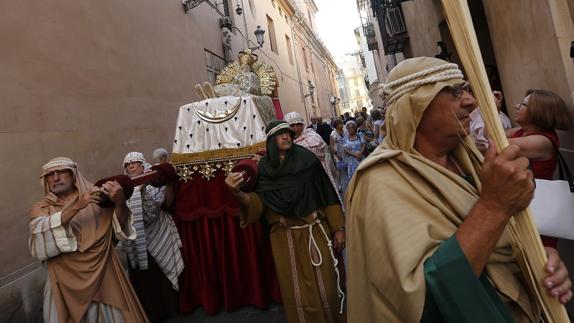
[170,49,283,313]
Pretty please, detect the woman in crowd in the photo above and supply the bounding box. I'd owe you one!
[371,108,385,144]
[330,118,348,195]
[342,121,365,191]
[355,117,367,140]
[507,89,573,248]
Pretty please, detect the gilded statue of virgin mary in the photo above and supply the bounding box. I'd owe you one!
[214,49,278,97]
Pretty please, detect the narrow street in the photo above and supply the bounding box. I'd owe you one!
[1,0,574,322]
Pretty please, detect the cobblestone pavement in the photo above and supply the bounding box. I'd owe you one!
[161,303,286,323]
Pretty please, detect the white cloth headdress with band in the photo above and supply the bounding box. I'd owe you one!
[40,157,78,178]
[379,63,464,105]
[123,151,151,172]
[284,111,305,126]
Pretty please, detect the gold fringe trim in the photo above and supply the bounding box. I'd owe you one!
[172,141,266,165]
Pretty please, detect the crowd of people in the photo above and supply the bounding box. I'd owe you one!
[29,56,573,323]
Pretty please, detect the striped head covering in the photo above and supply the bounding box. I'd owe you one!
[40,157,81,194]
[39,157,101,252]
[123,151,151,172]
[265,120,294,139]
[123,152,145,167]
[40,157,78,181]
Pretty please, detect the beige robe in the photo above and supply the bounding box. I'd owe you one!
[30,191,149,323]
[346,57,539,323]
[242,193,346,323]
[345,147,539,322]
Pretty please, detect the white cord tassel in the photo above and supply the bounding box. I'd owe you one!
[306,220,345,314]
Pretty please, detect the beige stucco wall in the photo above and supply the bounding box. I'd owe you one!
[0,0,227,278]
[293,36,315,121]
[0,1,229,319]
[289,0,339,121]
[293,29,338,122]
[0,0,334,320]
[312,53,339,119]
[401,0,444,57]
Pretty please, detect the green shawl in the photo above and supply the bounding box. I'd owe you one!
[255,120,340,218]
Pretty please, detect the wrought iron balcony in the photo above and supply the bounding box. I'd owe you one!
[363,23,379,51]
[371,0,409,54]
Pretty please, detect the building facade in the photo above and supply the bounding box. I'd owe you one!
[290,0,341,122]
[0,0,339,320]
[359,0,574,161]
[335,54,373,115]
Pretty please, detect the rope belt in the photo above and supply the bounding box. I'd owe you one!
[289,216,345,315]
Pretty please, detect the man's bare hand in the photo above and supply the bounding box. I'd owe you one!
[74,187,102,209]
[100,181,126,205]
[225,172,244,195]
[545,247,573,304]
[478,140,534,217]
[333,230,346,252]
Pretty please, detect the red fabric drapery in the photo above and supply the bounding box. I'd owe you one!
[174,170,281,314]
[272,97,284,120]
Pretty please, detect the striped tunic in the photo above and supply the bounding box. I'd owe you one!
[124,185,184,290]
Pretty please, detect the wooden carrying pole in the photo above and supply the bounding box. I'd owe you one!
[440,0,570,322]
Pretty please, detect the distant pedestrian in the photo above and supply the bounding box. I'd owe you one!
[342,121,364,187]
[152,147,170,164]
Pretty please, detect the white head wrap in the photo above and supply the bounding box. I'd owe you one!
[284,111,305,125]
[123,152,146,166]
[123,152,152,173]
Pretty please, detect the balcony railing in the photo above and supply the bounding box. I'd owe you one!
[363,23,379,51]
[372,0,409,54]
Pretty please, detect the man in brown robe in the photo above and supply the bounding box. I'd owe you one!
[29,157,149,323]
[225,120,346,323]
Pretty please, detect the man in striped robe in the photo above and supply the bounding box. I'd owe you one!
[29,157,148,323]
[121,152,184,322]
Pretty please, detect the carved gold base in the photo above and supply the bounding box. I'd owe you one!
[173,141,265,182]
